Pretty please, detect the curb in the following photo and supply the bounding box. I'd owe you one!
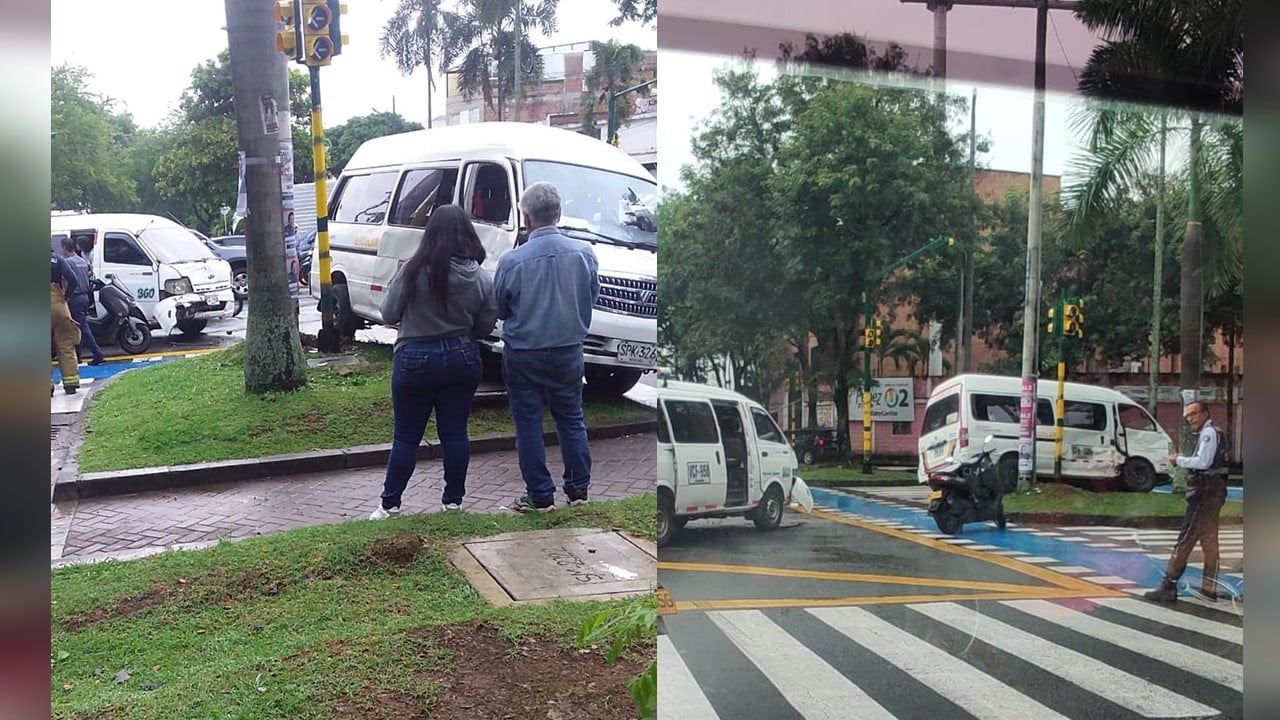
[53,419,656,501]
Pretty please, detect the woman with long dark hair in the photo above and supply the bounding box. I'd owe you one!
[371,205,498,518]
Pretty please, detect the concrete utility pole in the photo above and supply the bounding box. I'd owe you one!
[901,0,1079,491]
[513,5,522,122]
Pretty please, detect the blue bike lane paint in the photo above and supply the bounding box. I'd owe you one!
[809,487,1244,599]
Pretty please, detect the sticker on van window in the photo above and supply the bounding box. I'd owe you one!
[686,461,711,484]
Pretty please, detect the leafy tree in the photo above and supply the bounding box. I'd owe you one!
[152,51,313,231]
[50,64,137,211]
[779,32,918,75]
[380,0,445,127]
[1072,0,1242,458]
[608,0,654,27]
[439,0,558,119]
[325,112,424,176]
[578,40,646,138]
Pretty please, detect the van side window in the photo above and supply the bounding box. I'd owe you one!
[1119,404,1158,432]
[971,393,1020,423]
[467,163,512,226]
[922,394,959,434]
[331,171,398,225]
[665,400,720,444]
[103,233,149,266]
[1064,400,1108,431]
[657,402,671,443]
[750,408,785,444]
[1037,399,1056,426]
[391,167,459,227]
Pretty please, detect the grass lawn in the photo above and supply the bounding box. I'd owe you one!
[798,464,919,487]
[1004,483,1245,518]
[52,494,656,720]
[78,343,653,473]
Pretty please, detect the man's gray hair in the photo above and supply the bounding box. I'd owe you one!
[519,181,562,226]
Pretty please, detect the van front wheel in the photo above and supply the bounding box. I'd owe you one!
[753,485,784,531]
[1122,458,1156,493]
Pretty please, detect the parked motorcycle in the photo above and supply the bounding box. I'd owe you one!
[925,434,1007,535]
[91,276,152,355]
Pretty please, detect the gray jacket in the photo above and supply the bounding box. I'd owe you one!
[379,258,498,352]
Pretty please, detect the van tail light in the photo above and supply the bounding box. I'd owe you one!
[959,426,969,450]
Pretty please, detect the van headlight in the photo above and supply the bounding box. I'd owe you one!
[164,278,194,296]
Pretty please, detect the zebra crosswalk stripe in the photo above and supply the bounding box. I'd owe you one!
[1085,597,1244,645]
[807,606,1070,719]
[1002,599,1243,691]
[657,635,720,720]
[707,609,897,719]
[910,601,1221,717]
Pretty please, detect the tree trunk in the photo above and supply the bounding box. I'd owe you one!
[1178,118,1205,465]
[225,0,307,394]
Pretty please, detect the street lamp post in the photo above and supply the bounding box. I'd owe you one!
[220,205,231,235]
[861,235,955,474]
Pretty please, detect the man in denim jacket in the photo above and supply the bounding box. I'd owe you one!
[494,182,600,513]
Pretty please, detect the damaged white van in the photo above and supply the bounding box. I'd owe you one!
[657,377,814,547]
[917,374,1175,492]
[50,213,236,335]
[313,122,657,396]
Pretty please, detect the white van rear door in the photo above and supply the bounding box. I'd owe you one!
[1060,398,1119,477]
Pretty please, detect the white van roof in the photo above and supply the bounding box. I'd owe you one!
[659,379,764,406]
[931,373,1140,405]
[50,213,185,234]
[343,122,654,182]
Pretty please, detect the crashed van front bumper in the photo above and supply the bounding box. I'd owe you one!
[153,290,236,333]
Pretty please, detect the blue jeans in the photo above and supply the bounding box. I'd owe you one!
[502,345,591,504]
[381,337,483,508]
[67,293,103,362]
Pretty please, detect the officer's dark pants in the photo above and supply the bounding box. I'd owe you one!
[67,293,104,362]
[1162,477,1227,593]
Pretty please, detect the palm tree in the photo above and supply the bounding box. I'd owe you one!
[379,0,445,128]
[578,40,646,139]
[439,0,559,121]
[1066,0,1242,457]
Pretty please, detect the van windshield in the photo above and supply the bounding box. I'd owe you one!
[139,227,220,264]
[522,160,657,249]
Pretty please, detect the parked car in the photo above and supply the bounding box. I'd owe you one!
[788,428,842,465]
[204,235,248,301]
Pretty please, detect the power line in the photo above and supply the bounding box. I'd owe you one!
[1049,12,1078,82]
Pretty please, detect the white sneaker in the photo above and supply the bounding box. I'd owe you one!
[441,503,462,512]
[369,505,401,520]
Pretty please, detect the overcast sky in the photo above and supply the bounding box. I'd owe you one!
[51,0,655,129]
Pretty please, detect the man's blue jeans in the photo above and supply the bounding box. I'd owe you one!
[67,293,103,362]
[381,337,482,509]
[502,345,591,505]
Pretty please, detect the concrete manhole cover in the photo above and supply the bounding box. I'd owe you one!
[453,528,656,605]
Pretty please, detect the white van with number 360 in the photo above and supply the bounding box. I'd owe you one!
[657,377,814,547]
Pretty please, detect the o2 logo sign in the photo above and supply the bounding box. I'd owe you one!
[873,386,911,409]
[137,287,156,300]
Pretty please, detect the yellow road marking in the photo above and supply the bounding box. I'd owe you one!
[806,507,1107,594]
[658,561,1052,594]
[51,347,219,366]
[675,586,1119,612]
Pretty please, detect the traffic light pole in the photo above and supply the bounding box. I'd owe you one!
[310,66,339,353]
[1053,290,1065,481]
[607,79,656,145]
[861,234,954,474]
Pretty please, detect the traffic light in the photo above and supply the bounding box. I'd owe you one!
[1062,303,1084,337]
[327,0,349,57]
[874,320,885,346]
[300,0,336,66]
[275,1,301,63]
[1046,307,1057,336]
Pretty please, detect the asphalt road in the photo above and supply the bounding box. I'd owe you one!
[658,501,1244,720]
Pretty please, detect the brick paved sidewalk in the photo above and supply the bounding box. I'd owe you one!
[51,433,654,566]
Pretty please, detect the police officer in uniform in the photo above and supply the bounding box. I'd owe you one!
[60,237,105,366]
[51,250,83,394]
[1143,400,1230,602]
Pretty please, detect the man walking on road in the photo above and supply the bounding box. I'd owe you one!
[60,237,105,366]
[51,250,82,395]
[1143,400,1230,603]
[494,182,600,513]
